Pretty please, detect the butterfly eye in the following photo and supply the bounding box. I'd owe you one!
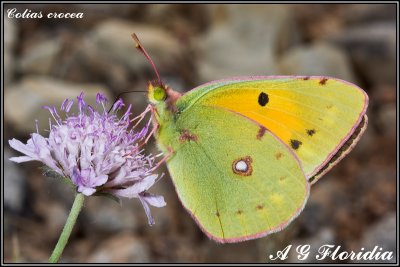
[153,86,167,101]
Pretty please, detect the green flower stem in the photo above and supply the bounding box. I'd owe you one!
[49,193,85,263]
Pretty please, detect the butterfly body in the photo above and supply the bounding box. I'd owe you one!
[148,76,368,243]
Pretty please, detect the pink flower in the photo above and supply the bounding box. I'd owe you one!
[9,92,165,225]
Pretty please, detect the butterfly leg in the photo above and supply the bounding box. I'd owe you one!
[125,106,160,157]
[122,105,154,158]
[144,122,159,144]
[130,104,152,127]
[151,146,174,172]
[142,104,161,144]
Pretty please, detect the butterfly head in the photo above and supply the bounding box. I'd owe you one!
[147,81,182,114]
[147,81,167,104]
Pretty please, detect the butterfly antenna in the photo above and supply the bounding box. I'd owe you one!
[108,90,146,113]
[131,33,161,84]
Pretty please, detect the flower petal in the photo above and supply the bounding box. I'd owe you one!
[94,174,108,187]
[141,193,166,207]
[71,167,83,187]
[8,138,38,160]
[110,174,158,198]
[78,186,96,196]
[104,168,126,188]
[9,156,36,163]
[139,196,155,226]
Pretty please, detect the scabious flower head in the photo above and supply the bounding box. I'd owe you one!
[9,92,165,225]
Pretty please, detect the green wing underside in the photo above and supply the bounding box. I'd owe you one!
[176,77,368,180]
[162,105,309,242]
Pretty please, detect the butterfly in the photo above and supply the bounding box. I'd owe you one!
[132,34,368,243]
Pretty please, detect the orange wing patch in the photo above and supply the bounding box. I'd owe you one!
[197,78,367,178]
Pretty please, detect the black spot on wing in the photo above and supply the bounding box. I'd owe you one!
[258,92,269,106]
[290,139,302,150]
[307,129,316,136]
[319,78,328,85]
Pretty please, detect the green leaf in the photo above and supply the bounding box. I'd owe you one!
[41,166,75,188]
[93,192,122,205]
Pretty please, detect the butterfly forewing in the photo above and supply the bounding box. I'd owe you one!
[177,76,368,179]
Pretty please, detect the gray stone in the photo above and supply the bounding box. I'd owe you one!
[296,178,342,236]
[4,16,17,86]
[196,5,301,82]
[4,148,26,213]
[43,202,69,239]
[18,38,62,75]
[330,23,395,87]
[355,168,396,218]
[278,42,356,83]
[339,4,396,25]
[354,213,396,263]
[4,16,16,52]
[377,104,396,138]
[145,4,210,37]
[88,234,150,263]
[350,111,376,157]
[81,19,184,91]
[83,198,139,233]
[4,76,110,134]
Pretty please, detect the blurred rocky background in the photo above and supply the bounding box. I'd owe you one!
[3,3,396,263]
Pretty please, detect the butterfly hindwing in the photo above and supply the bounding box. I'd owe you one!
[161,105,309,243]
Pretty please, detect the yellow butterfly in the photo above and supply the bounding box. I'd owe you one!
[134,34,368,243]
